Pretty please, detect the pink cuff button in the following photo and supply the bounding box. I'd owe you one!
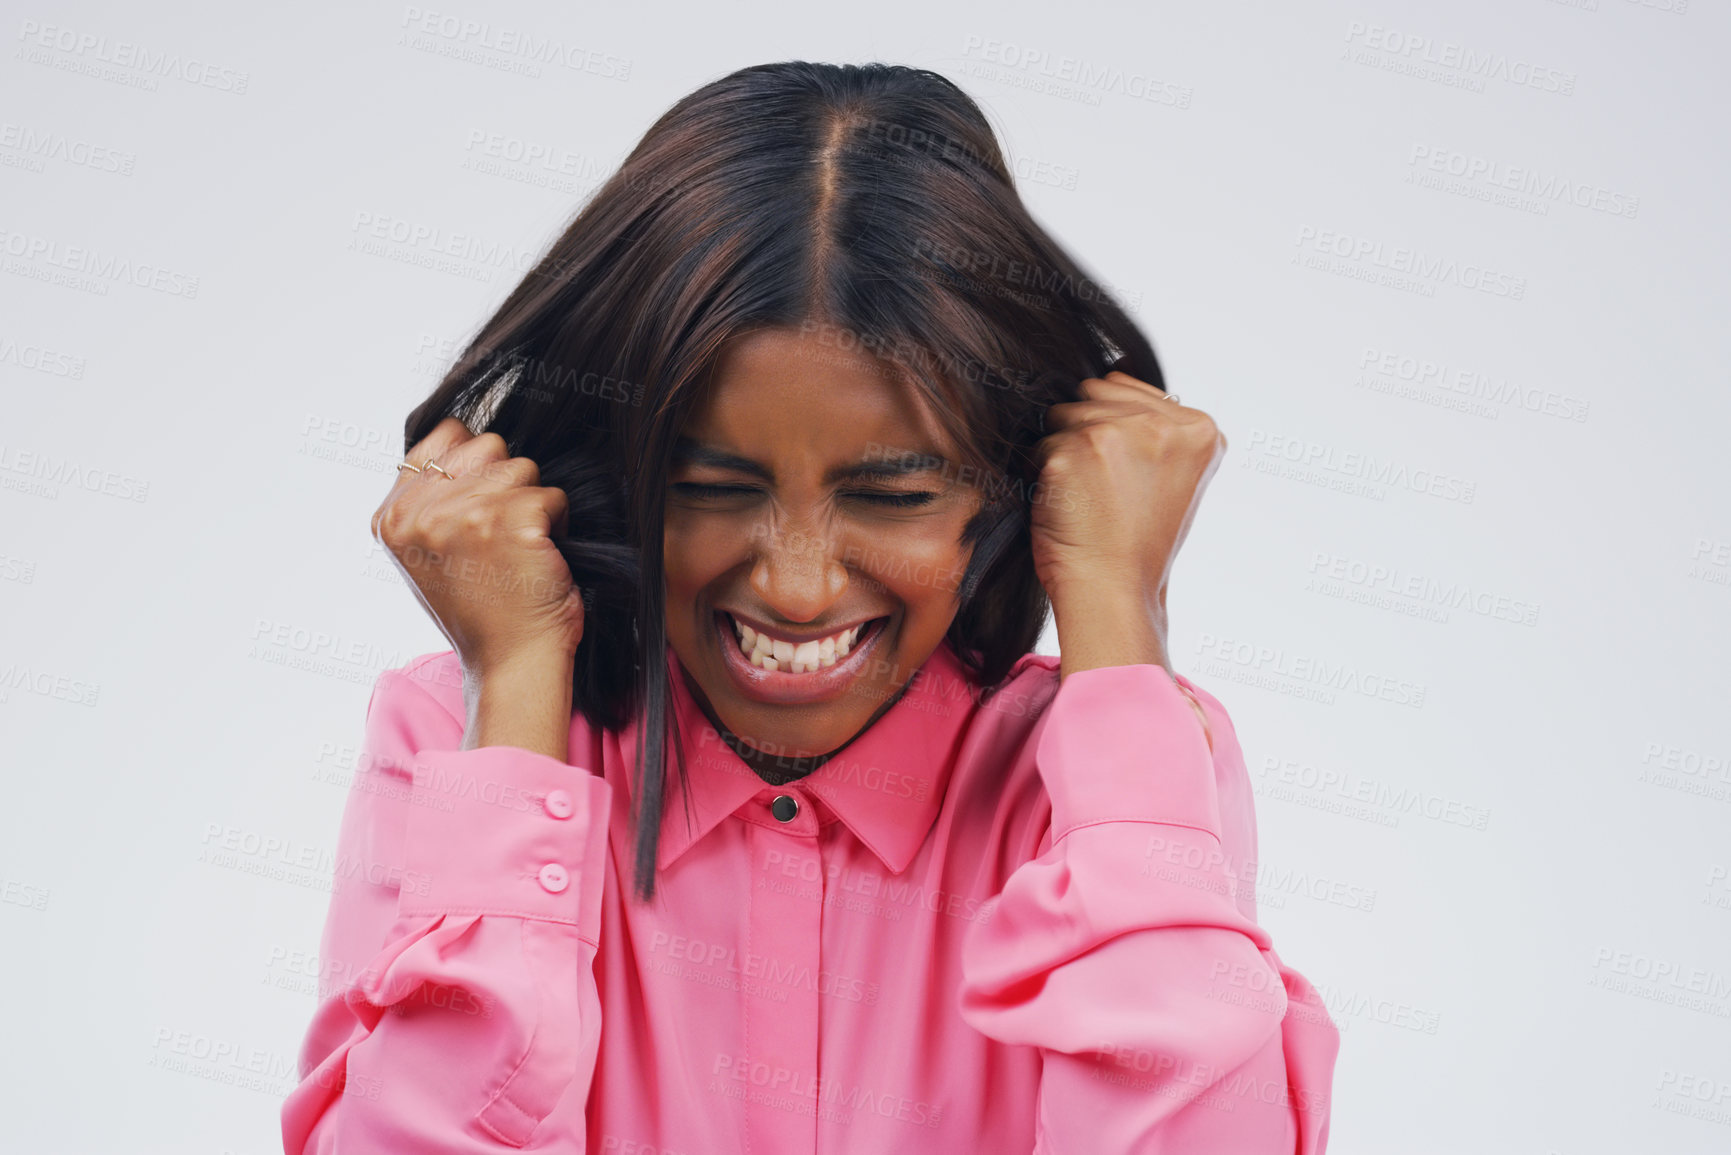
[537,863,569,894]
[544,788,575,819]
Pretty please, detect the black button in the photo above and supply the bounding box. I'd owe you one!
[770,795,799,822]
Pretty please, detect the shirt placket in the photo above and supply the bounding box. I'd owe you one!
[743,783,822,1155]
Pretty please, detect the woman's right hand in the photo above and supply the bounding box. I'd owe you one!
[372,417,585,678]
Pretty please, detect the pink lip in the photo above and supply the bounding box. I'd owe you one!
[712,610,890,705]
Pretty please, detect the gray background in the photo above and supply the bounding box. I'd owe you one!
[3,0,1728,1152]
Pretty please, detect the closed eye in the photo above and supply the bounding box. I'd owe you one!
[671,483,937,508]
[671,483,759,499]
[847,490,937,508]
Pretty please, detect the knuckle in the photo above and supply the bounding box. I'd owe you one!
[492,456,538,487]
[458,503,492,533]
[410,508,446,550]
[1080,422,1121,451]
[375,500,403,543]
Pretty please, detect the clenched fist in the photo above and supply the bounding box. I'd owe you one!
[1030,370,1226,716]
[371,417,585,678]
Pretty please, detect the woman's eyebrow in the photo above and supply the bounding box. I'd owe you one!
[672,437,952,483]
[672,440,773,480]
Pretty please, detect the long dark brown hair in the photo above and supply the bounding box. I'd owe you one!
[403,61,1166,901]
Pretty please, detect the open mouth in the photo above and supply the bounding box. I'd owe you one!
[717,611,890,674]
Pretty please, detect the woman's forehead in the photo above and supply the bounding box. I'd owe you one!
[692,328,958,455]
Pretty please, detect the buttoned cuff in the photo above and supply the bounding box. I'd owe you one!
[1034,663,1222,842]
[397,747,612,939]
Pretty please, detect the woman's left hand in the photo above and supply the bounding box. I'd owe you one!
[1030,370,1227,683]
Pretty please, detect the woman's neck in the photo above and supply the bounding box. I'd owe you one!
[718,728,834,786]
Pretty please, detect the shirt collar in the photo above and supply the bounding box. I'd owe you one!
[614,639,983,876]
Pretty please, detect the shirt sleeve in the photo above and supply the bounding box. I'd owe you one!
[957,664,1340,1154]
[280,662,613,1154]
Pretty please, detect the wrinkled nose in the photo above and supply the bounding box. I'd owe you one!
[748,525,849,624]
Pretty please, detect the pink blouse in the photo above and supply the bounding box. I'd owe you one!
[281,638,1339,1153]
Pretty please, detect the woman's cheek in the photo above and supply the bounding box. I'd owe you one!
[663,514,736,586]
[869,525,972,608]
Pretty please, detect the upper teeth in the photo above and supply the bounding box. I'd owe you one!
[730,616,869,673]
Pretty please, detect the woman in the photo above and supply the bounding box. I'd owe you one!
[282,61,1339,1153]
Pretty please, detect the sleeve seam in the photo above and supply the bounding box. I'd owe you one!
[1051,815,1223,845]
[396,905,590,930]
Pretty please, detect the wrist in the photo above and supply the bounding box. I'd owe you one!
[1052,584,1169,679]
[463,650,576,759]
[468,646,577,694]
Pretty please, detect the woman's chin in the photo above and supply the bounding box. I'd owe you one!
[673,617,913,759]
[711,699,859,761]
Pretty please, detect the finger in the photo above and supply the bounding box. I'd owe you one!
[433,431,515,482]
[1091,372,1182,403]
[502,485,570,540]
[1040,397,1140,432]
[1105,371,1190,410]
[1074,377,1200,428]
[404,416,477,473]
[458,452,542,493]
[543,486,570,541]
[375,417,476,541]
[390,416,477,499]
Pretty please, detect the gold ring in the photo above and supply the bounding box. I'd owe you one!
[422,460,455,479]
[396,460,422,474]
